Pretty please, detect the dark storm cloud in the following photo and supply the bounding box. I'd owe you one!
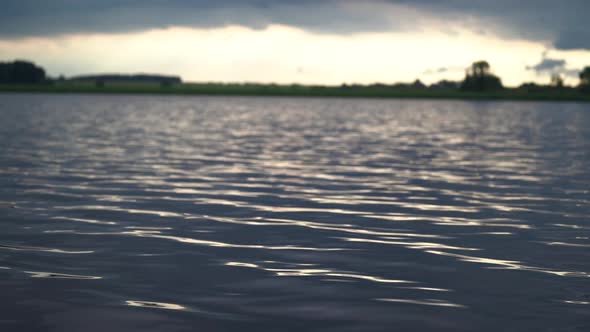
[0,0,397,36]
[390,0,590,50]
[1,0,589,50]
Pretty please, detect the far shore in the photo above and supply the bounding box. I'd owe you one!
[1,83,590,102]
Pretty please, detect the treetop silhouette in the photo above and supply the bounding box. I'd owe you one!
[461,61,503,92]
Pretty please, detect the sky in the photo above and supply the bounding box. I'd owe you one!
[1,0,589,86]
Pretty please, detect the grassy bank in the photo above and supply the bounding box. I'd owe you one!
[1,83,590,102]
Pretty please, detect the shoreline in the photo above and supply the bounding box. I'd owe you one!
[1,84,590,102]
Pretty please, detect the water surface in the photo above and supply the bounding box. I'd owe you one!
[0,93,589,331]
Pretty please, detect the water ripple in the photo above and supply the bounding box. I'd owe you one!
[376,298,467,308]
[25,271,102,280]
[225,261,415,284]
[1,95,589,330]
[125,300,187,311]
[0,244,93,254]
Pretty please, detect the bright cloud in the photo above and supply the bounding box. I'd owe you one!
[3,25,584,86]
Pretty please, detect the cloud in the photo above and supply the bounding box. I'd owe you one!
[0,0,589,50]
[526,54,580,77]
[553,29,590,50]
[387,0,590,50]
[527,59,566,73]
[0,0,410,37]
[428,68,450,74]
[422,66,465,75]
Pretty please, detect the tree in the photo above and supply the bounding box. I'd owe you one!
[460,61,503,92]
[550,73,564,88]
[580,67,590,85]
[467,61,491,78]
[411,79,426,89]
[580,67,590,93]
[0,60,46,84]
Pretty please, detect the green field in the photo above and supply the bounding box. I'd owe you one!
[1,82,590,102]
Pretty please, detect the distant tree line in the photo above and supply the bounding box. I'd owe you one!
[70,74,182,86]
[341,61,589,93]
[0,60,182,87]
[0,60,46,84]
[1,59,589,94]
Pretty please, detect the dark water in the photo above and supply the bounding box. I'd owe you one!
[0,93,589,331]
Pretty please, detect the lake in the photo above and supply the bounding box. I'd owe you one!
[0,93,589,331]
